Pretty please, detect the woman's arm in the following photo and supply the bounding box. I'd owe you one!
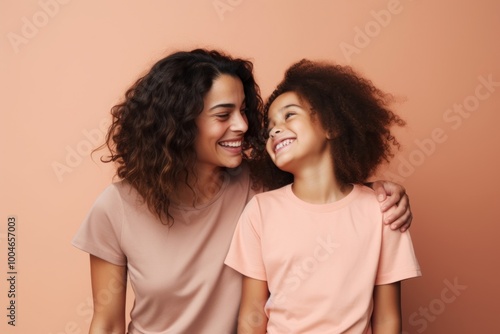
[88,255,127,334]
[370,180,412,232]
[238,276,269,334]
[371,282,402,334]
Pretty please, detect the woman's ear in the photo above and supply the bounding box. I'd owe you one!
[326,130,337,140]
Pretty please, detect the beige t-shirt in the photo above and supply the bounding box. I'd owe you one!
[72,166,258,334]
[225,184,421,333]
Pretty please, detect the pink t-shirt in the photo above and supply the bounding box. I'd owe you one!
[72,165,258,334]
[225,184,421,334]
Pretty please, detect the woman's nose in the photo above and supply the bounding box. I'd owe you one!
[231,112,248,133]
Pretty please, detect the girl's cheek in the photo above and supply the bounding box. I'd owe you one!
[265,141,273,156]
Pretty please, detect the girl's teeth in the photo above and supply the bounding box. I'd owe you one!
[276,139,293,151]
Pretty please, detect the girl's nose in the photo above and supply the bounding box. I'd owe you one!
[270,128,281,138]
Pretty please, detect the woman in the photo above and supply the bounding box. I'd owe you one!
[72,49,412,334]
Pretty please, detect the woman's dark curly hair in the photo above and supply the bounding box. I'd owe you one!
[99,49,263,224]
[254,59,405,190]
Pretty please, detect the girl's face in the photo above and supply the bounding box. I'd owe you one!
[266,91,330,174]
[194,74,248,171]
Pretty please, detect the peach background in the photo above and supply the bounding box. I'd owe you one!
[1,0,499,333]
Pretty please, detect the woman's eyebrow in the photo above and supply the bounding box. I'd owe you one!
[209,103,236,111]
[209,99,246,111]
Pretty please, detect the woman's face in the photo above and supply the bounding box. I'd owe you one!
[194,74,248,171]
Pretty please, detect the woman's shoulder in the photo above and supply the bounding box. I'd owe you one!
[91,180,141,210]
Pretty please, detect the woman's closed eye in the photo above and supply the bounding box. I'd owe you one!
[215,107,247,120]
[215,112,230,120]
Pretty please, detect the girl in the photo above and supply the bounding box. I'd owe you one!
[225,59,421,333]
[72,50,413,334]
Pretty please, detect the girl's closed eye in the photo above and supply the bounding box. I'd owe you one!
[284,112,295,120]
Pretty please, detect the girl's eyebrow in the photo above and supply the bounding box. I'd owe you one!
[267,102,303,122]
[279,103,302,112]
[268,103,302,120]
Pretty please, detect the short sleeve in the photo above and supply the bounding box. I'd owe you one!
[375,226,422,285]
[224,198,267,281]
[71,185,127,266]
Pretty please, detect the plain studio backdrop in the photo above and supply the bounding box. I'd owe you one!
[1,1,499,333]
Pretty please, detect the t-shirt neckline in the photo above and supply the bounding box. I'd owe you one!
[284,183,362,212]
[171,172,231,211]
